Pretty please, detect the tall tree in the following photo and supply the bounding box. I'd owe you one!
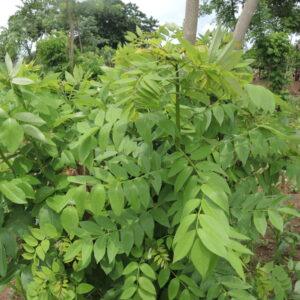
[65,0,75,68]
[183,0,200,44]
[233,0,260,48]
[202,0,300,39]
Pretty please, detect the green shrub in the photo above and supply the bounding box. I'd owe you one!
[76,52,104,79]
[250,32,293,94]
[36,32,69,72]
[0,28,299,299]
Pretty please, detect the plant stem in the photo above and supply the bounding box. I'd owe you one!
[14,275,27,298]
[175,64,181,149]
[0,147,15,175]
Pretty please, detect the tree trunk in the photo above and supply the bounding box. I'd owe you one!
[233,0,260,49]
[65,0,75,68]
[183,0,200,45]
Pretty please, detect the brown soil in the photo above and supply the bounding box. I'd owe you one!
[0,286,23,300]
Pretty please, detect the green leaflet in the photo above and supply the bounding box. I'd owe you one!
[140,212,154,239]
[268,210,283,232]
[46,195,69,213]
[138,276,156,295]
[253,211,267,236]
[60,206,79,234]
[140,263,156,280]
[23,124,47,143]
[168,278,180,300]
[108,182,124,216]
[123,261,139,275]
[198,214,230,253]
[64,240,83,261]
[174,167,193,193]
[89,184,106,216]
[12,77,34,85]
[78,239,93,270]
[234,136,250,166]
[77,283,94,295]
[120,227,134,255]
[0,181,27,204]
[158,269,170,288]
[213,105,224,125]
[190,238,217,278]
[98,123,113,152]
[226,249,245,280]
[201,184,229,212]
[120,287,137,299]
[220,142,234,169]
[190,145,214,161]
[0,118,24,153]
[13,112,46,126]
[173,230,195,262]
[246,84,275,113]
[152,207,170,227]
[174,214,197,245]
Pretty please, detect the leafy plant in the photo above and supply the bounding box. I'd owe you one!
[249,32,293,94]
[36,32,70,72]
[0,27,299,300]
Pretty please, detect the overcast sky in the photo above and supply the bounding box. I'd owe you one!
[0,0,215,33]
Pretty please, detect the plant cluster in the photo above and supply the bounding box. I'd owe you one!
[251,32,293,94]
[0,27,299,300]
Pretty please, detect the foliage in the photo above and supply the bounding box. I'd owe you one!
[0,27,299,300]
[36,32,69,72]
[76,52,104,79]
[255,263,292,299]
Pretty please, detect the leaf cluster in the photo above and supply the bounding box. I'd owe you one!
[0,27,299,300]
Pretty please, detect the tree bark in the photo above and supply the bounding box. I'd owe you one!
[65,0,75,69]
[233,0,260,49]
[183,0,200,45]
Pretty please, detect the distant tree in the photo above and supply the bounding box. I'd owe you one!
[65,0,75,68]
[4,0,61,58]
[202,0,300,39]
[0,0,158,59]
[74,0,158,49]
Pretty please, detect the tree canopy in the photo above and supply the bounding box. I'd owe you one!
[0,0,158,60]
[202,0,300,38]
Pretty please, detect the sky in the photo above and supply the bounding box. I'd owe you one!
[0,0,215,33]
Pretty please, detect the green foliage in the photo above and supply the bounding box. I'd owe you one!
[249,32,293,94]
[73,52,104,80]
[0,0,158,60]
[0,27,299,300]
[255,263,292,299]
[36,32,69,72]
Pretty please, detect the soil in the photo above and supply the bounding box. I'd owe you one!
[0,286,23,300]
